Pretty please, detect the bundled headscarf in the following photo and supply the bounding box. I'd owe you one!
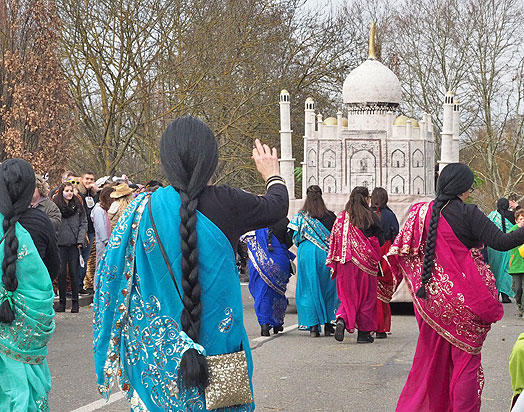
[0,159,36,322]
[417,163,474,298]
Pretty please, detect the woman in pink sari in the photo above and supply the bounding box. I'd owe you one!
[389,163,524,412]
[327,186,384,343]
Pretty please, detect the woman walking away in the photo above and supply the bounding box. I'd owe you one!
[0,159,55,411]
[53,182,88,313]
[371,187,400,339]
[487,198,514,303]
[91,185,115,278]
[93,116,288,411]
[289,185,338,337]
[244,217,294,336]
[327,186,384,343]
[389,163,524,412]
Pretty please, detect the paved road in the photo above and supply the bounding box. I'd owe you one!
[48,285,523,411]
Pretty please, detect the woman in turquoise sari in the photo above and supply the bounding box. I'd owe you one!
[93,116,288,411]
[487,198,514,303]
[0,159,55,412]
[288,185,338,337]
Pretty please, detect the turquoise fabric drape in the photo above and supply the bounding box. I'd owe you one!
[93,187,254,411]
[0,218,55,412]
[487,210,514,297]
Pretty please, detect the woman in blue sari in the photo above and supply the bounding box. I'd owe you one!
[487,198,514,303]
[288,185,338,337]
[0,159,55,412]
[244,217,294,336]
[93,116,288,411]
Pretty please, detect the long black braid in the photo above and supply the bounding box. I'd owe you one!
[267,228,274,252]
[496,198,509,233]
[160,116,218,389]
[417,163,474,299]
[0,159,36,323]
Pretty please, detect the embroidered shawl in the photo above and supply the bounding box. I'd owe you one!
[243,228,294,296]
[93,187,254,411]
[0,219,55,365]
[388,202,504,355]
[288,212,331,252]
[326,211,381,278]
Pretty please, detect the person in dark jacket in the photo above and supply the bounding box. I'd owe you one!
[371,187,400,339]
[53,182,87,313]
[31,174,61,234]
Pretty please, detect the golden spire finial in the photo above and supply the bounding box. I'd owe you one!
[368,21,376,60]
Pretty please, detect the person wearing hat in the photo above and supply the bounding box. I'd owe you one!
[389,163,524,412]
[108,182,134,230]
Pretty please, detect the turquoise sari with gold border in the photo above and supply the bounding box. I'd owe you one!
[93,187,254,411]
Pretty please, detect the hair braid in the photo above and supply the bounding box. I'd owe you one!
[160,116,219,389]
[178,190,209,388]
[499,211,507,233]
[416,198,446,298]
[0,214,19,323]
[267,228,274,252]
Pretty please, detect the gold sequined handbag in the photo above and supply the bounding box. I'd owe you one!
[205,346,253,410]
[148,199,253,410]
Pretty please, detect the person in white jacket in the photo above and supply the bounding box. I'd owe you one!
[91,186,115,283]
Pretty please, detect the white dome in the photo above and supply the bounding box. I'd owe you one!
[343,59,402,106]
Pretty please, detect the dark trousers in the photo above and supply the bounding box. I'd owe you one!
[58,245,80,302]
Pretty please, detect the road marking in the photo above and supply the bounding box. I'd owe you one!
[70,324,299,411]
[70,391,124,412]
[251,323,298,343]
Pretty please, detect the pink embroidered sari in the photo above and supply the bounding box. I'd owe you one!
[327,211,381,332]
[389,201,504,412]
[389,202,503,354]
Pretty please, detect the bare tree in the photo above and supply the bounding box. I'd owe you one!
[0,0,75,177]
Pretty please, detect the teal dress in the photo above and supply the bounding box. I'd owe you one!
[487,211,514,297]
[288,212,338,329]
[0,219,55,412]
[93,187,254,411]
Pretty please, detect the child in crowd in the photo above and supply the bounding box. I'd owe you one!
[509,209,524,316]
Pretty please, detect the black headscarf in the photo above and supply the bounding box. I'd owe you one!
[417,163,474,299]
[436,163,474,201]
[0,159,35,220]
[0,159,35,323]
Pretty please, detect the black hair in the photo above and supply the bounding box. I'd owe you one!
[496,198,509,233]
[160,116,218,389]
[53,182,84,214]
[300,185,329,219]
[0,159,36,323]
[417,163,474,298]
[345,186,374,230]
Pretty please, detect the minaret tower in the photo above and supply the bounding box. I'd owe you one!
[302,97,315,197]
[451,97,460,162]
[279,90,295,199]
[438,90,454,171]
